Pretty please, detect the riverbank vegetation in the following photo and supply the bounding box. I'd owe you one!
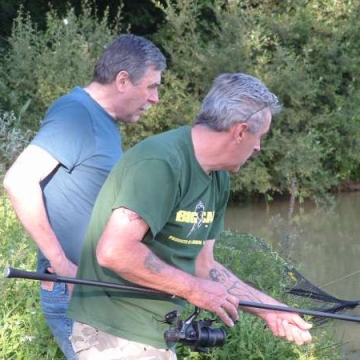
[0,1,357,358]
[0,185,342,359]
[0,0,360,203]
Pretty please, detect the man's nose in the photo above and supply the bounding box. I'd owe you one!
[254,145,261,152]
[149,88,159,104]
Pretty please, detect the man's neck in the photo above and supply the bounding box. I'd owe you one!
[191,125,233,173]
[84,82,117,119]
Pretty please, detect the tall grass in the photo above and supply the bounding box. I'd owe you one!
[0,189,65,359]
[0,111,62,358]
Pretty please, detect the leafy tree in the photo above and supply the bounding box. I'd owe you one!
[1,0,360,201]
[0,0,122,129]
[153,0,360,201]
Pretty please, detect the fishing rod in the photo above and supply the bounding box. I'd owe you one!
[4,266,360,323]
[238,301,360,323]
[4,266,172,299]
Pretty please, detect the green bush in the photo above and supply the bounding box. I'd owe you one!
[120,70,200,150]
[0,1,352,358]
[0,108,32,174]
[153,0,360,201]
[1,0,360,201]
[0,0,122,130]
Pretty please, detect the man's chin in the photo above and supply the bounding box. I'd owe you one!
[230,164,243,173]
[131,108,150,123]
[125,114,141,124]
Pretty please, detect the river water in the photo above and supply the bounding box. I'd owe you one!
[225,192,360,360]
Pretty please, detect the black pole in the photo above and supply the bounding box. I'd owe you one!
[4,267,360,323]
[239,301,360,323]
[4,266,175,300]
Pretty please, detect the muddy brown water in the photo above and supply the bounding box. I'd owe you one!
[225,192,360,360]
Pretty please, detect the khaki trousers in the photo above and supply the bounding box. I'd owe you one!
[70,322,177,360]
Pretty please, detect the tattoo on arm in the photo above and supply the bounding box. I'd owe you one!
[209,267,242,295]
[209,267,263,302]
[144,252,165,273]
[227,280,245,297]
[209,268,227,283]
[118,207,143,222]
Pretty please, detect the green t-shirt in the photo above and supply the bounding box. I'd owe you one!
[68,126,230,348]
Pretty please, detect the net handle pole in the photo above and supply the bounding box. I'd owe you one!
[239,300,360,323]
[5,267,360,323]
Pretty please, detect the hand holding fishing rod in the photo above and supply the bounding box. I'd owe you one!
[5,266,360,353]
[4,266,225,352]
[7,267,358,322]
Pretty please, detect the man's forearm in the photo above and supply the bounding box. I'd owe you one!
[98,240,196,300]
[206,261,283,317]
[96,208,198,299]
[4,181,67,266]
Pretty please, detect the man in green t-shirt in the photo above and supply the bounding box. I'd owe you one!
[68,73,313,359]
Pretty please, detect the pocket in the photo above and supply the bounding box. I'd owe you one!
[70,322,100,353]
[40,280,55,291]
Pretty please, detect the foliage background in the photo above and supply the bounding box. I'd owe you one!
[0,1,358,357]
[1,0,360,203]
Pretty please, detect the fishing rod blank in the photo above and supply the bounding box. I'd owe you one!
[239,301,360,324]
[4,267,360,323]
[4,266,174,299]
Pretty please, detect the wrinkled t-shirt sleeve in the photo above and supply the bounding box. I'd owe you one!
[111,159,180,237]
[31,104,94,172]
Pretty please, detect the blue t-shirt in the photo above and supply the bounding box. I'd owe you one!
[31,87,122,271]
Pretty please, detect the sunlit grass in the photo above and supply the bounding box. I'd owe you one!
[0,187,64,359]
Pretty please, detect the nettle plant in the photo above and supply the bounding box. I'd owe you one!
[0,108,32,172]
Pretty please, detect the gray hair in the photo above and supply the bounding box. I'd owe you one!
[195,73,282,133]
[93,34,166,85]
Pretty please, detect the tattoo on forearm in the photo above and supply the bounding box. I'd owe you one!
[209,267,263,302]
[209,268,227,283]
[227,280,244,297]
[118,207,142,222]
[229,282,263,303]
[144,252,165,273]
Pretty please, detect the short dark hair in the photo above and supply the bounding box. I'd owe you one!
[93,34,166,84]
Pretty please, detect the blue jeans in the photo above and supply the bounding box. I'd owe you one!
[40,281,77,360]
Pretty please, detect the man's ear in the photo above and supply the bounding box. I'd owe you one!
[115,71,130,92]
[232,122,248,143]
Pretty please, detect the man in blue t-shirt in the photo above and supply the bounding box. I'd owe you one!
[3,34,166,359]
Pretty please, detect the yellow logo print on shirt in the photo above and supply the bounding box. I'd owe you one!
[174,201,214,238]
[175,210,214,224]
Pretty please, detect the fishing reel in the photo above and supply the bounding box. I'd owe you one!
[164,306,227,353]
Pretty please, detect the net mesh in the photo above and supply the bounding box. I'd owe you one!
[283,266,359,324]
[217,231,360,325]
